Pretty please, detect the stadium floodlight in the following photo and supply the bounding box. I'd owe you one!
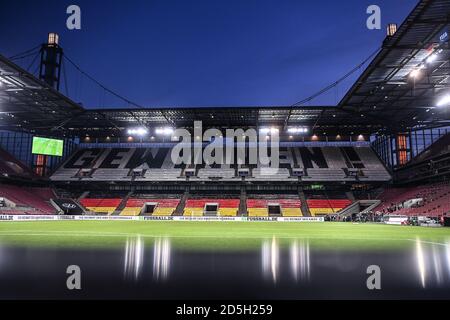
[287,127,308,134]
[386,23,397,37]
[437,94,450,107]
[409,68,421,79]
[155,127,174,136]
[47,32,59,46]
[127,127,149,136]
[426,49,442,64]
[426,53,438,64]
[259,127,279,134]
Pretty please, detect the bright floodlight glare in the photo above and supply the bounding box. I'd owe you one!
[259,127,279,134]
[386,23,397,37]
[437,94,450,107]
[409,69,421,78]
[127,127,148,136]
[287,127,308,134]
[426,53,438,64]
[48,32,59,45]
[155,127,174,135]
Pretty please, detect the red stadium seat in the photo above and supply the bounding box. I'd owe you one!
[0,185,56,214]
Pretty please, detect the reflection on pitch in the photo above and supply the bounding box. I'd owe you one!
[262,237,279,283]
[415,238,450,289]
[123,236,172,281]
[124,235,144,281]
[153,237,171,281]
[262,237,310,283]
[290,240,311,282]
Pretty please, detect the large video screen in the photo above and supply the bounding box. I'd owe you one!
[32,137,63,157]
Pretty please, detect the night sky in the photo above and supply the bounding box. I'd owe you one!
[0,0,418,108]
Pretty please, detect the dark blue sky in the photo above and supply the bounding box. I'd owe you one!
[0,0,418,108]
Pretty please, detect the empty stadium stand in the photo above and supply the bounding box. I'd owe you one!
[303,168,347,181]
[197,167,236,180]
[50,169,79,181]
[375,182,450,217]
[91,169,131,181]
[51,146,391,182]
[0,184,56,214]
[247,199,269,217]
[183,199,240,217]
[136,169,183,181]
[120,198,180,216]
[307,199,352,216]
[79,198,122,215]
[247,197,302,217]
[250,167,292,181]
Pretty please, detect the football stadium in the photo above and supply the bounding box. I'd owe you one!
[0,0,450,302]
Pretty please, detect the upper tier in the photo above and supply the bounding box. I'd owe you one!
[51,146,391,182]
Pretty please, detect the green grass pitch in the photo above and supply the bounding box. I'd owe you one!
[0,221,449,250]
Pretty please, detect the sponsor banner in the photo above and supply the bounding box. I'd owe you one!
[142,216,174,221]
[247,216,324,222]
[58,215,76,220]
[0,215,324,222]
[384,215,408,225]
[12,215,59,221]
[173,216,247,222]
[279,217,324,222]
[74,215,139,221]
[247,217,279,222]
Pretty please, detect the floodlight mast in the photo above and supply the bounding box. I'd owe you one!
[39,33,63,91]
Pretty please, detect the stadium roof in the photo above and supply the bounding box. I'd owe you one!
[61,106,384,137]
[0,54,84,134]
[0,0,448,138]
[340,0,450,131]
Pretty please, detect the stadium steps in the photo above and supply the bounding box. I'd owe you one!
[360,200,382,214]
[238,187,247,216]
[174,190,189,216]
[78,191,90,202]
[112,191,133,216]
[336,201,360,217]
[345,191,356,202]
[338,200,381,217]
[195,165,201,177]
[340,147,353,169]
[298,189,311,217]
[287,165,294,178]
